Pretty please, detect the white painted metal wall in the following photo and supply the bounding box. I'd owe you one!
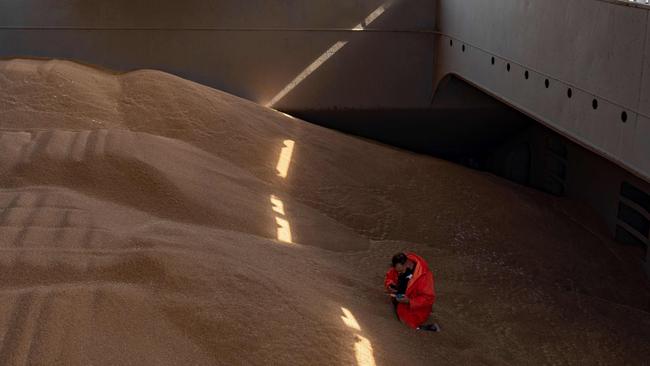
[434,0,650,184]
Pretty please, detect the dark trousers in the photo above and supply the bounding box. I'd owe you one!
[391,298,400,320]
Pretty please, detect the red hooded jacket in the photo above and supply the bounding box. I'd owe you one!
[384,253,435,328]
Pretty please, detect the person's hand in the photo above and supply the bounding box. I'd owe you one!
[394,295,410,304]
[385,287,397,294]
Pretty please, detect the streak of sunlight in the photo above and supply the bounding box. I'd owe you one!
[352,1,394,30]
[277,110,297,119]
[270,195,286,215]
[266,41,348,107]
[354,335,376,366]
[341,307,362,331]
[276,140,295,178]
[341,307,376,366]
[275,216,293,243]
[272,139,295,243]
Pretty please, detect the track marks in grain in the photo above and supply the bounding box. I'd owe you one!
[0,290,56,366]
[0,129,138,166]
[0,190,106,250]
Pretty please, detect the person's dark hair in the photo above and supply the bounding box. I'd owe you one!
[391,253,408,267]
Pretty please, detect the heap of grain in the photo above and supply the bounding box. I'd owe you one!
[0,59,648,365]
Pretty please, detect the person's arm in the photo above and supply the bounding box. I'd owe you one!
[405,273,435,308]
[384,268,398,293]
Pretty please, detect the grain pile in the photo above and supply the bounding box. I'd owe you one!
[0,59,648,365]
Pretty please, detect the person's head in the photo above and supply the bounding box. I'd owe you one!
[391,252,409,273]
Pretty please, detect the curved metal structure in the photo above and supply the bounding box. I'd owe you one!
[435,0,650,183]
[434,0,650,274]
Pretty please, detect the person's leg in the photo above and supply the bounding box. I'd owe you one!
[416,310,440,332]
[391,298,400,320]
[417,323,440,332]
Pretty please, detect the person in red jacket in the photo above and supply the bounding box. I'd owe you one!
[384,252,439,332]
